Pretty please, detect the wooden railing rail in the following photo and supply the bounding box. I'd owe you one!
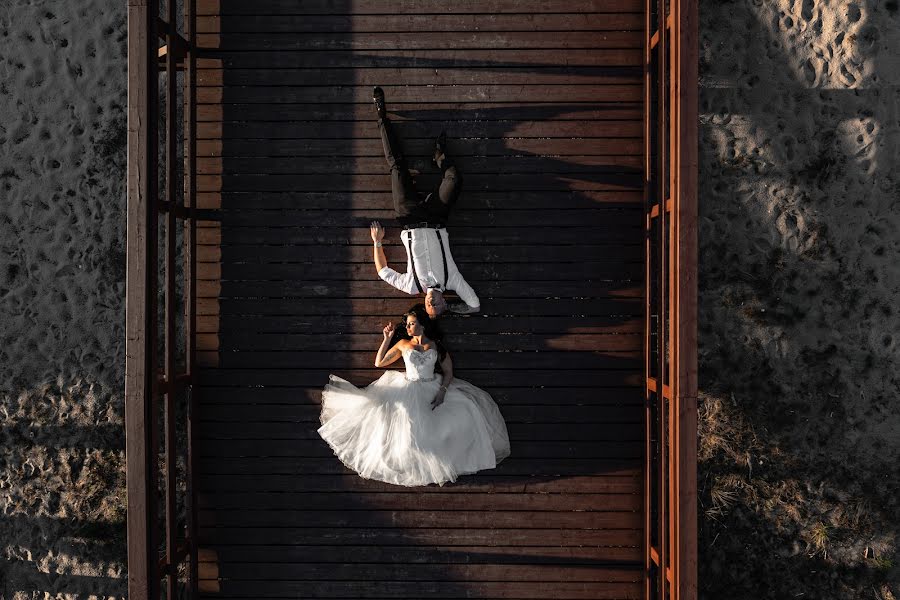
[643,0,698,598]
[125,0,198,598]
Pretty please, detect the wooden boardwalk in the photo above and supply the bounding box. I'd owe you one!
[192,1,646,597]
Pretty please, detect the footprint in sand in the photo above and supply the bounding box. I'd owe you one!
[774,207,812,254]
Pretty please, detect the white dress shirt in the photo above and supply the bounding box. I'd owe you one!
[378,227,480,309]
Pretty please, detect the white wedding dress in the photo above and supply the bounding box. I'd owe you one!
[317,346,511,487]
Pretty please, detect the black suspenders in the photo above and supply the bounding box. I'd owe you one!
[406,230,424,294]
[435,229,449,290]
[406,228,449,293]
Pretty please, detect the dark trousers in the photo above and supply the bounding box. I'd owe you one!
[377,116,462,225]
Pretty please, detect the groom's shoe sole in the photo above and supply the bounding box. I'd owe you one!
[373,86,386,118]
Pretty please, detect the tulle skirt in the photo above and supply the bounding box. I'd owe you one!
[317,370,511,487]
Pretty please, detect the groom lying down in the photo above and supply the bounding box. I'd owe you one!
[369,85,480,319]
[370,220,479,319]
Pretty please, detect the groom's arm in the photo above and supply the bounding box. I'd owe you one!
[371,220,388,274]
[371,220,417,295]
[447,271,480,314]
[373,240,388,273]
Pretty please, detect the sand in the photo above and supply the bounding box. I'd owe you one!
[1,0,129,597]
[697,0,900,597]
[1,0,898,597]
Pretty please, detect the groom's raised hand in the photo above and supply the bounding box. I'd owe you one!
[370,220,385,243]
[371,221,388,274]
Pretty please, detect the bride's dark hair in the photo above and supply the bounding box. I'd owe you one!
[388,303,448,362]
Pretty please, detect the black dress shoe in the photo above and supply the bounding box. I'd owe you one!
[373,86,386,118]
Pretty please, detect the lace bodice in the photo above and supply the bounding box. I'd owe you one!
[401,347,438,381]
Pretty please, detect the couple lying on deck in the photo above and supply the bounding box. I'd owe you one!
[316,87,511,487]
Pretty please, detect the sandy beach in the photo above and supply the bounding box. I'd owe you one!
[0,0,898,597]
[1,0,129,597]
[697,0,899,597]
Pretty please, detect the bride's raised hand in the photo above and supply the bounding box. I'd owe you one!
[382,322,395,340]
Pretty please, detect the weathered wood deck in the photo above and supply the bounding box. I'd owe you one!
[192,1,645,597]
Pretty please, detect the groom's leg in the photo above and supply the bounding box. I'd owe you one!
[390,164,422,222]
[435,157,463,210]
[377,115,405,169]
[422,153,462,222]
[378,116,420,221]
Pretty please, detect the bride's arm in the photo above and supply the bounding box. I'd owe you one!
[432,353,454,409]
[375,323,405,367]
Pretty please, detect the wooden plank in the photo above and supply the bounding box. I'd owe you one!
[197,471,641,492]
[199,331,642,352]
[198,508,642,528]
[195,191,644,210]
[164,5,179,583]
[196,0,645,15]
[199,246,640,267]
[195,14,644,33]
[195,366,639,389]
[198,244,641,264]
[195,67,642,87]
[197,349,640,370]
[196,526,640,547]
[195,123,643,144]
[196,226,646,247]
[196,439,643,459]
[196,403,638,423]
[195,262,643,282]
[183,0,200,592]
[194,369,642,388]
[196,544,642,564]
[191,579,640,599]
[244,221,632,246]
[195,296,642,316]
[675,0,699,597]
[196,490,640,510]
[196,562,642,584]
[196,32,643,51]
[196,101,642,123]
[195,121,643,141]
[125,2,157,599]
[195,50,645,70]
[197,458,642,477]
[196,421,643,441]
[197,84,642,104]
[195,386,643,405]
[195,315,645,335]
[196,140,645,162]
[195,281,644,301]
[195,173,643,192]
[195,222,644,242]
[197,236,642,256]
[198,215,642,232]
[197,155,644,173]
